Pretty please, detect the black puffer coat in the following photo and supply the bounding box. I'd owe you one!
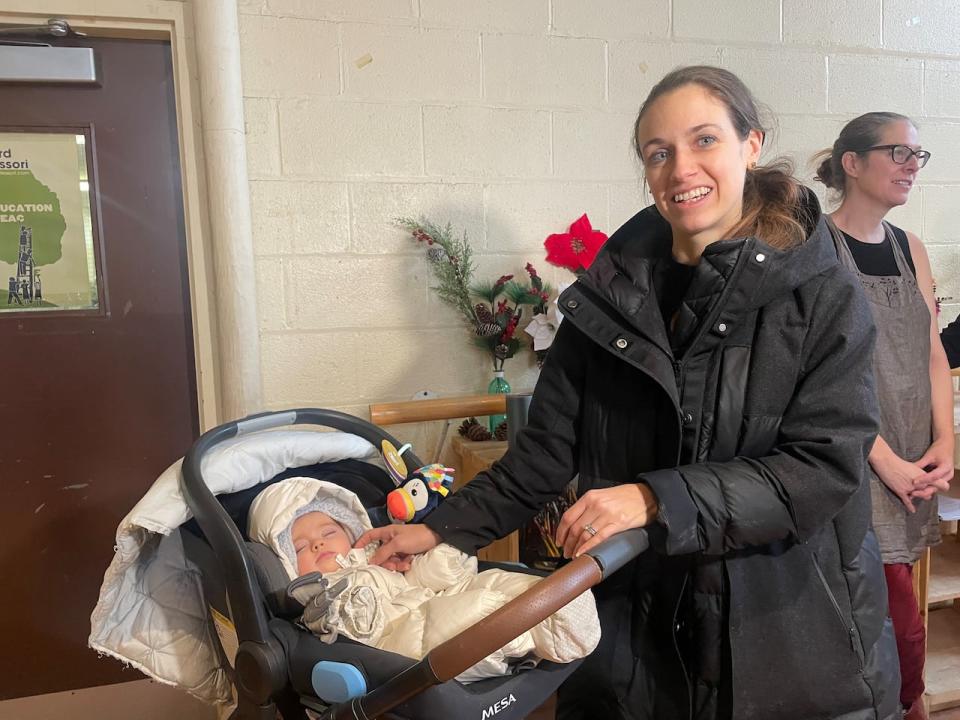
[424,195,901,720]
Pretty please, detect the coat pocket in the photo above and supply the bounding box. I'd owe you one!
[810,551,865,672]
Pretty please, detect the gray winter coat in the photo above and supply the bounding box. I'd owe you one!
[425,193,901,720]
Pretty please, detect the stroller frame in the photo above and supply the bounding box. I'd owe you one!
[180,408,649,720]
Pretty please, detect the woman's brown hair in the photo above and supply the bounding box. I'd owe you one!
[814,111,913,199]
[633,66,809,250]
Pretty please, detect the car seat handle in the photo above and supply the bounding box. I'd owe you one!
[180,408,425,647]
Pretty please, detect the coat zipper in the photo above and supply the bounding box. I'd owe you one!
[671,571,694,720]
[673,359,687,462]
[811,552,864,671]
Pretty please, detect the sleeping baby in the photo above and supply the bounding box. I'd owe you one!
[247,477,600,682]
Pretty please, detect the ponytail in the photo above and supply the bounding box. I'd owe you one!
[730,160,810,250]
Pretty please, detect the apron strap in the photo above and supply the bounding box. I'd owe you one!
[880,221,916,281]
[824,215,858,272]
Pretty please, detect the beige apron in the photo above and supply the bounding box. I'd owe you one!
[828,218,940,563]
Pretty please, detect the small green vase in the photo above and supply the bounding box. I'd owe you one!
[487,371,511,432]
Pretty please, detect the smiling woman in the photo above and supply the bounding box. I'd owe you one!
[632,66,810,264]
[353,66,901,720]
[635,86,761,261]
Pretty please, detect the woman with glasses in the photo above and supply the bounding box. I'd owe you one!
[815,112,952,720]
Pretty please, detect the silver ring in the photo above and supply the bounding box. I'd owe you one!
[583,523,598,537]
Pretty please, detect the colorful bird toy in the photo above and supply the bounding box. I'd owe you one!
[385,464,455,524]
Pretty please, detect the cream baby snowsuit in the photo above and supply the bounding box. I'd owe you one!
[248,477,600,682]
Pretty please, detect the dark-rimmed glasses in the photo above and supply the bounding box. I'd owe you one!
[857,144,931,168]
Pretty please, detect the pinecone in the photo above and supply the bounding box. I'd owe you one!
[475,303,496,325]
[465,422,493,442]
[493,420,508,441]
[458,417,480,437]
[475,322,502,337]
[426,246,447,263]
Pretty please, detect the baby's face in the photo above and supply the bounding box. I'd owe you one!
[291,511,352,575]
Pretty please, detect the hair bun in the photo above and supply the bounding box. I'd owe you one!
[815,158,833,186]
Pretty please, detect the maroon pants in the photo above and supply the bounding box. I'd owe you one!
[884,563,926,706]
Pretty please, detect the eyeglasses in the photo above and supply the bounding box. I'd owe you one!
[857,144,931,168]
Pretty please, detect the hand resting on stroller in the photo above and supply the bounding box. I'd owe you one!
[247,476,601,683]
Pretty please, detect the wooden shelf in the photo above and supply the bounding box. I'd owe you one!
[930,539,960,605]
[923,476,960,713]
[926,605,960,711]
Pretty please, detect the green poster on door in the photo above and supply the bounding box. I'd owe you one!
[0,132,98,312]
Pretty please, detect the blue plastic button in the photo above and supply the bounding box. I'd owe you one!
[311,661,367,703]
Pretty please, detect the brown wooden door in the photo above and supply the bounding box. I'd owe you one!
[0,35,199,699]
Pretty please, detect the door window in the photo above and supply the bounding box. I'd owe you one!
[0,129,100,312]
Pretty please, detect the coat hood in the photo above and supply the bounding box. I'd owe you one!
[248,477,373,580]
[581,186,836,320]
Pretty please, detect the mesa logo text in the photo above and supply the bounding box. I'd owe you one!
[481,693,517,719]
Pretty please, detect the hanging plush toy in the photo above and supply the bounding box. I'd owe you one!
[385,464,454,524]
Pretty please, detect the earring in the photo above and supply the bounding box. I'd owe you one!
[748,161,758,171]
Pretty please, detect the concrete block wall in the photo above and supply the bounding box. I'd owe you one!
[237,0,960,419]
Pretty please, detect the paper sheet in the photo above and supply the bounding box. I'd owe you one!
[938,493,960,521]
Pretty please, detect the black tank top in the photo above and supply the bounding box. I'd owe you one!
[841,224,915,278]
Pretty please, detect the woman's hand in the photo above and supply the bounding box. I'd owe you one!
[555,483,658,559]
[872,451,937,513]
[910,438,954,499]
[353,524,441,572]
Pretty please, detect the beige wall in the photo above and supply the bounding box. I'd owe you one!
[238,0,960,419]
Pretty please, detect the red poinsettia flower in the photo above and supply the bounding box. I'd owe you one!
[544,214,607,273]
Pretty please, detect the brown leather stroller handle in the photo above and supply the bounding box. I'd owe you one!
[427,554,602,681]
[330,554,603,720]
[330,530,649,719]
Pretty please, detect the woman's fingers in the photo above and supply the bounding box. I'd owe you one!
[354,524,439,567]
[914,450,954,483]
[932,463,954,483]
[368,538,403,567]
[556,499,587,553]
[558,494,605,559]
[381,554,413,572]
[573,521,617,557]
[912,463,951,487]
[557,485,657,558]
[564,519,600,559]
[909,476,949,500]
[926,476,951,492]
[896,489,917,514]
[353,525,401,551]
[909,485,938,501]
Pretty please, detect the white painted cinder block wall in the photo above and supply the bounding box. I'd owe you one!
[237,0,960,417]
